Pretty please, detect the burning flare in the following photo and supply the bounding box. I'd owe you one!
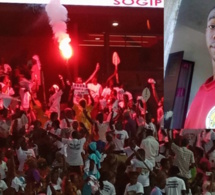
[45,0,72,59]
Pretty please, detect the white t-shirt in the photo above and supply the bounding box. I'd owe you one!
[131,158,153,187]
[0,179,8,194]
[113,130,129,151]
[47,177,62,195]
[49,90,63,117]
[140,136,159,167]
[124,182,144,195]
[62,137,86,166]
[0,161,7,179]
[11,176,26,192]
[96,121,109,142]
[99,180,116,195]
[50,128,61,136]
[165,176,186,195]
[19,88,31,109]
[60,118,75,130]
[44,120,52,130]
[124,146,140,157]
[16,147,35,172]
[101,87,111,99]
[87,83,102,101]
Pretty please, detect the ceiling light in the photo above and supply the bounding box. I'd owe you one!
[112,22,119,27]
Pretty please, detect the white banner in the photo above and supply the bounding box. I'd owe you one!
[72,83,89,103]
[0,0,164,8]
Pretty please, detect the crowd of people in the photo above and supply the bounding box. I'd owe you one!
[0,55,215,195]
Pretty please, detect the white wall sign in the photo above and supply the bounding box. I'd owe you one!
[0,0,164,8]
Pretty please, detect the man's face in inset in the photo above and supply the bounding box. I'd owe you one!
[206,8,215,62]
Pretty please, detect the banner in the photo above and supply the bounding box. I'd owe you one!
[72,83,89,103]
[0,0,164,8]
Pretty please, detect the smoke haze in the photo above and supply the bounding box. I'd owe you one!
[45,0,70,43]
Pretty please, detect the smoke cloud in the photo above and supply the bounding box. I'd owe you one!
[45,0,70,43]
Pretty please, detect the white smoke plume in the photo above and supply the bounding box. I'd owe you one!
[45,0,70,43]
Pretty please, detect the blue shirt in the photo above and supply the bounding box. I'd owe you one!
[150,186,163,195]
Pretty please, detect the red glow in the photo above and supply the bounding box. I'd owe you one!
[59,37,73,59]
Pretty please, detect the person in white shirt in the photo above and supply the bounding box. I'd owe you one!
[99,171,116,195]
[140,128,159,168]
[43,112,58,130]
[113,121,129,151]
[123,139,140,157]
[47,169,62,195]
[87,76,102,103]
[165,166,186,195]
[16,138,35,172]
[48,130,86,174]
[60,108,76,131]
[0,173,8,194]
[126,148,153,195]
[47,84,63,118]
[124,171,144,195]
[0,151,7,180]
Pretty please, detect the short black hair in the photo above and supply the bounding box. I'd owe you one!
[207,6,215,21]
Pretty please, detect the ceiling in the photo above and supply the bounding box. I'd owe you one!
[0,3,163,47]
[177,0,215,33]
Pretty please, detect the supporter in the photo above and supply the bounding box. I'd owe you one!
[70,87,94,134]
[60,108,76,130]
[25,157,42,195]
[126,148,153,195]
[47,83,63,119]
[99,171,116,195]
[0,150,8,181]
[48,130,86,174]
[44,111,58,130]
[87,76,102,103]
[112,121,129,151]
[196,129,215,154]
[159,158,170,176]
[46,168,62,195]
[140,128,159,168]
[15,137,35,173]
[167,129,195,193]
[82,142,101,194]
[150,171,166,195]
[123,110,137,139]
[0,75,14,96]
[0,53,168,195]
[0,172,8,194]
[62,172,82,195]
[123,139,140,157]
[165,166,186,195]
[124,171,144,195]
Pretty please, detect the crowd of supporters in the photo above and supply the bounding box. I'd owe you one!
[0,55,214,195]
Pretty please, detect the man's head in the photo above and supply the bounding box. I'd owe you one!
[96,112,103,123]
[92,76,98,85]
[206,7,215,62]
[75,77,83,83]
[79,98,86,108]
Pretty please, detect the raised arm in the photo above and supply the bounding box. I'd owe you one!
[148,78,159,105]
[85,63,100,84]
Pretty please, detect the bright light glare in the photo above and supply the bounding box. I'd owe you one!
[59,37,73,59]
[112,22,118,27]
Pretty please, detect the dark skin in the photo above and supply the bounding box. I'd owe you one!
[167,129,195,169]
[69,87,94,108]
[206,8,215,78]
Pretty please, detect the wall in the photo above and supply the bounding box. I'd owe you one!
[170,24,212,111]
